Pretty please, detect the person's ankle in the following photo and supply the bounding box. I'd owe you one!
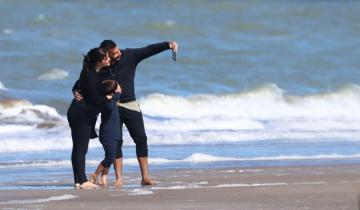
[100,175,108,185]
[141,176,155,185]
[89,173,97,184]
[113,177,122,187]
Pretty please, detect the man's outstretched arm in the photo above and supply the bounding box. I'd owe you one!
[132,41,178,63]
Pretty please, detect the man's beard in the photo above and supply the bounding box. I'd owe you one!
[111,57,120,64]
[110,57,120,65]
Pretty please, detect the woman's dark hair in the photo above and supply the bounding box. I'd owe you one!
[102,79,119,95]
[78,47,107,90]
[100,40,117,50]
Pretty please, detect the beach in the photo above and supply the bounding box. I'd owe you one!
[1,164,360,210]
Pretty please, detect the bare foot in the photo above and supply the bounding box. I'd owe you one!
[79,181,97,189]
[99,175,108,186]
[74,183,80,189]
[141,177,156,185]
[113,178,123,187]
[89,173,97,184]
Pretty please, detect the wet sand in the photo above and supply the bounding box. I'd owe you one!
[1,164,360,209]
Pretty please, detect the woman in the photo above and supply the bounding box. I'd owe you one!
[67,47,110,189]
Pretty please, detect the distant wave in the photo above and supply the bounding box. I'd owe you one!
[1,83,360,153]
[37,68,69,80]
[148,19,176,29]
[2,28,13,35]
[0,81,7,91]
[0,99,65,127]
[140,83,360,120]
[1,153,360,168]
[140,83,360,134]
[35,14,46,21]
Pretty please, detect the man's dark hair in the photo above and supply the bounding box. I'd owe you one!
[102,79,118,95]
[100,40,117,50]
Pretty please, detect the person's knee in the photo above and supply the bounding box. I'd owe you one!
[101,159,112,168]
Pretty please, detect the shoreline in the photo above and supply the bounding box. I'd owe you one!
[1,164,360,209]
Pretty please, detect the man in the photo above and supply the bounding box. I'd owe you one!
[73,40,178,185]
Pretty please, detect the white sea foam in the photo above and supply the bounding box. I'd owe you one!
[0,99,64,126]
[151,182,206,190]
[212,181,328,188]
[1,84,360,153]
[149,181,328,191]
[2,28,13,35]
[0,194,77,204]
[2,153,360,168]
[138,83,360,142]
[213,183,288,188]
[165,19,176,26]
[37,68,69,80]
[36,14,46,21]
[128,189,153,195]
[0,81,7,91]
[141,83,360,120]
[183,153,360,162]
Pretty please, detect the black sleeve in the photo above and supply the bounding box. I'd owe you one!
[86,72,106,106]
[72,80,80,93]
[131,42,170,64]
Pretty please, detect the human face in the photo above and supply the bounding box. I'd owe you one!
[115,84,122,93]
[108,47,122,63]
[98,53,110,69]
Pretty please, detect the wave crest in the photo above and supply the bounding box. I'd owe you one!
[37,68,69,80]
[0,99,64,126]
[0,81,7,91]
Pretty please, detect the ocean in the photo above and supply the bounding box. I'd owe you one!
[1,0,360,189]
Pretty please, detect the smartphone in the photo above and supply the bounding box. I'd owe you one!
[172,49,177,61]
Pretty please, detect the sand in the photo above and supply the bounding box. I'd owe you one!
[1,164,360,209]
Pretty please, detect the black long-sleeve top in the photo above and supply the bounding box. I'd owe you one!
[81,69,106,107]
[67,68,106,126]
[73,42,170,103]
[80,69,106,122]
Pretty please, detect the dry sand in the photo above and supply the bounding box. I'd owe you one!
[1,164,360,209]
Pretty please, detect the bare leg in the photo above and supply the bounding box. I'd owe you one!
[90,163,105,184]
[138,157,155,185]
[113,158,123,186]
[99,167,110,186]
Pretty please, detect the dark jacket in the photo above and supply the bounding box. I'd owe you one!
[99,93,122,143]
[68,69,105,126]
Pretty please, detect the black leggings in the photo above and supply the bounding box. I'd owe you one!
[117,107,148,158]
[69,123,91,184]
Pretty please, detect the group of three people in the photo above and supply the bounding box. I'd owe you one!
[67,40,178,188]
